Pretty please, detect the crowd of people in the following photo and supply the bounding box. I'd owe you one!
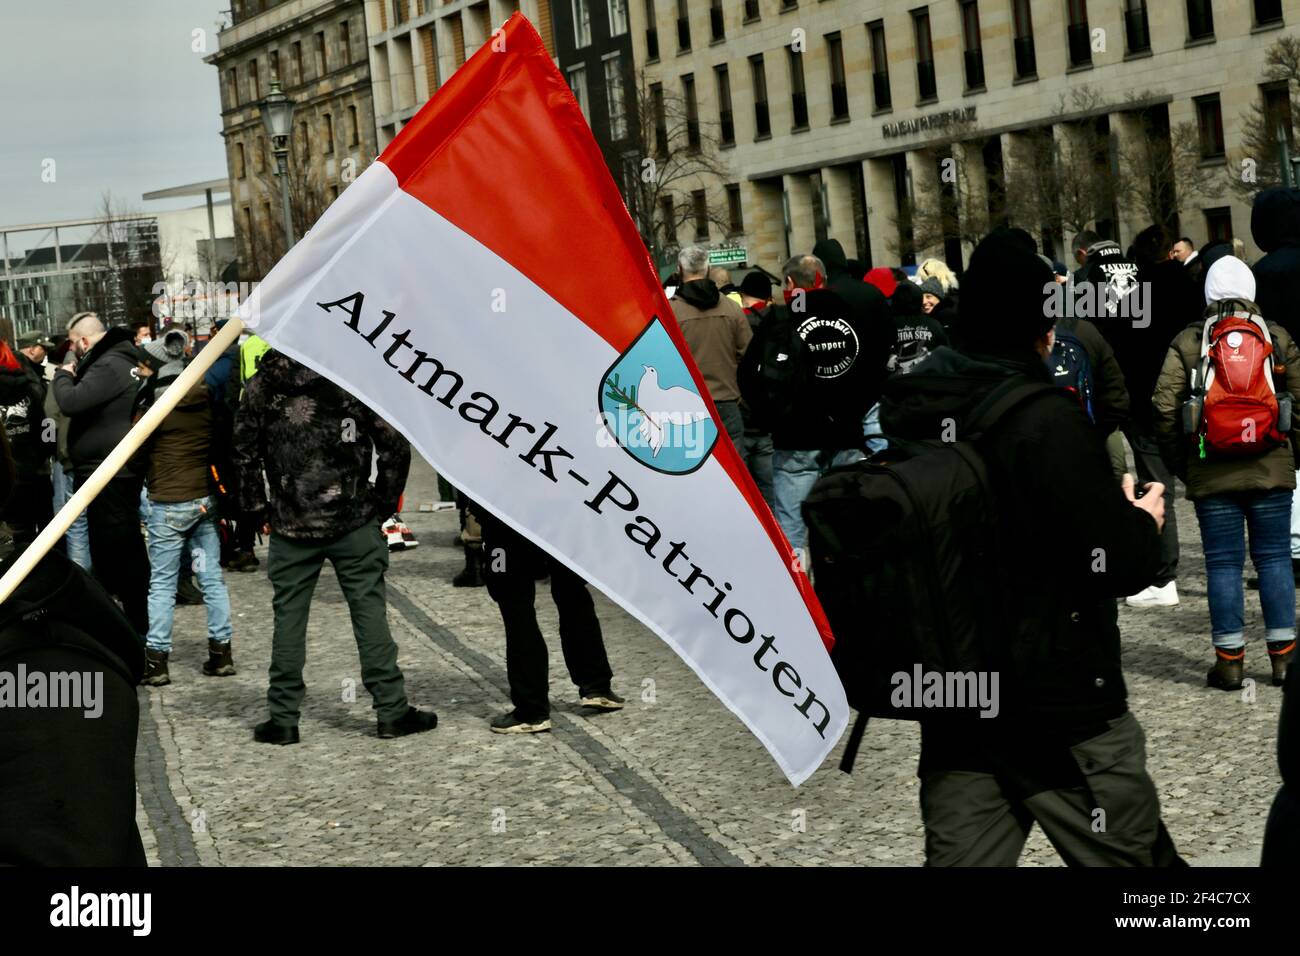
[1,186,1298,866]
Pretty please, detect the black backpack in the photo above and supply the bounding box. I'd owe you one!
[739,306,813,431]
[1049,316,1095,422]
[801,379,1054,771]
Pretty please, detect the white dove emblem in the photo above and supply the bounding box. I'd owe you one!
[634,365,710,457]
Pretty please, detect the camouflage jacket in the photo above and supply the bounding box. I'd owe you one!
[232,351,411,541]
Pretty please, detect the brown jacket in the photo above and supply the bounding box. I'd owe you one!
[147,381,213,503]
[670,279,752,402]
[1152,299,1300,500]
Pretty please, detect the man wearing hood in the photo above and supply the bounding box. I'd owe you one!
[51,312,151,635]
[669,246,752,449]
[233,350,437,744]
[879,230,1180,866]
[135,330,236,687]
[812,237,894,394]
[739,254,873,560]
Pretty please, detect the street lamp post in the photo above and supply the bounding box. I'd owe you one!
[259,80,296,251]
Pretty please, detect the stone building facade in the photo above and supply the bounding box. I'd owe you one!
[632,0,1300,272]
[208,0,378,279]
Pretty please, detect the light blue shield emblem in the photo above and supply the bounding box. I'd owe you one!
[599,317,719,475]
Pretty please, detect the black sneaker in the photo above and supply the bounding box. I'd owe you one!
[489,711,552,734]
[579,688,625,712]
[253,720,300,745]
[377,707,439,739]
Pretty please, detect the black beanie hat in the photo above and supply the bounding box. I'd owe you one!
[957,229,1056,354]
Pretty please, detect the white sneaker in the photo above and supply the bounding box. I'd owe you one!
[1125,581,1179,608]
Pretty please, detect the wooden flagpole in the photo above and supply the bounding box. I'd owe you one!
[0,316,246,605]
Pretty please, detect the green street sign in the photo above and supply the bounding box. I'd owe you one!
[708,247,747,265]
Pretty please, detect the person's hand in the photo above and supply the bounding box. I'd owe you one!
[1122,473,1165,532]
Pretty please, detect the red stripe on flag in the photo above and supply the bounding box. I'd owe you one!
[378,14,834,651]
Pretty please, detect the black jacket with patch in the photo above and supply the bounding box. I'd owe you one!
[50,327,144,477]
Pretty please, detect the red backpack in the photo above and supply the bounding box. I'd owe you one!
[1190,309,1290,457]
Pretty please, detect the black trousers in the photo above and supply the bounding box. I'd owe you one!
[78,473,150,635]
[2,474,53,545]
[479,513,613,721]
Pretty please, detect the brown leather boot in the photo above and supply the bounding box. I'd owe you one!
[1268,640,1295,687]
[201,639,236,677]
[1206,646,1245,691]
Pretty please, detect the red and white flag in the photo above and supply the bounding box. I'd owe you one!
[239,14,846,784]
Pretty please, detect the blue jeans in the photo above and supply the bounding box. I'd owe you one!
[773,448,865,556]
[742,432,775,510]
[52,461,91,571]
[146,495,232,652]
[863,403,889,456]
[1194,489,1296,649]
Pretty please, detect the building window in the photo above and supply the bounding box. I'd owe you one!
[913,8,937,103]
[292,41,303,84]
[298,122,310,161]
[709,0,724,42]
[1256,0,1284,26]
[255,136,266,173]
[604,55,628,140]
[676,0,691,52]
[1264,83,1295,149]
[715,64,734,146]
[645,0,659,60]
[316,31,327,75]
[1196,94,1225,158]
[348,105,359,146]
[608,0,629,36]
[1012,0,1036,78]
[1067,0,1091,67]
[827,32,849,120]
[726,183,743,234]
[1124,0,1151,54]
[744,0,759,22]
[1187,0,1215,41]
[572,0,592,47]
[324,113,335,154]
[1205,206,1233,242]
[392,0,408,25]
[650,82,667,155]
[787,46,809,129]
[340,20,351,63]
[226,68,239,106]
[683,73,700,151]
[959,1,984,90]
[660,195,676,245]
[567,65,589,120]
[692,189,709,240]
[235,142,246,178]
[248,59,260,101]
[780,0,797,10]
[269,50,280,81]
[868,20,891,110]
[751,54,770,139]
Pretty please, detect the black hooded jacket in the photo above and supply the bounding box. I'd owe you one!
[50,326,144,477]
[812,239,895,405]
[1252,187,1300,343]
[232,350,411,541]
[879,347,1161,731]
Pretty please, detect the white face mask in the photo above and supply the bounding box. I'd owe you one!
[138,336,153,346]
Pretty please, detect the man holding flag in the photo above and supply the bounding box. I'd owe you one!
[0,13,846,787]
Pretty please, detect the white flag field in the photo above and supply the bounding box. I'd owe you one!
[238,14,846,784]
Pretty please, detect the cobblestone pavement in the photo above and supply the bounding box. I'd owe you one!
[133,456,1284,866]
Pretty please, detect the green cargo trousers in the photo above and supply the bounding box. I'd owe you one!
[266,522,409,727]
[919,712,1185,866]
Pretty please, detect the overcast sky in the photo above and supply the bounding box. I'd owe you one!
[0,0,229,236]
